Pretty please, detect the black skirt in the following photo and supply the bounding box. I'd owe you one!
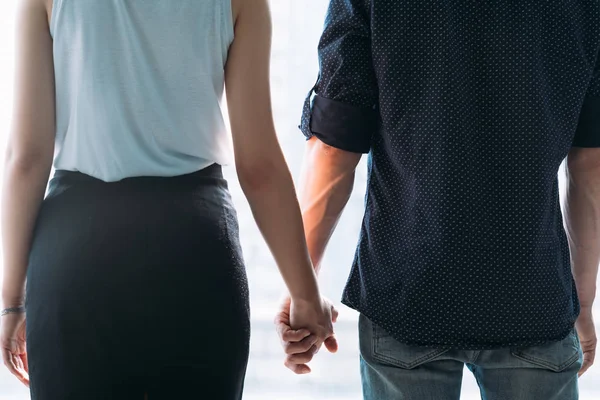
[25,164,250,400]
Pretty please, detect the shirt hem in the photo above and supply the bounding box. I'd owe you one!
[341,297,577,351]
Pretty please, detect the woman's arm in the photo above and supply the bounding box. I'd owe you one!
[1,0,55,308]
[225,0,336,355]
[225,0,320,303]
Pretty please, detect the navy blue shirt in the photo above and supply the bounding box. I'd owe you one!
[301,0,600,348]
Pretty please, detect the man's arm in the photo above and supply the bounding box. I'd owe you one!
[565,148,600,376]
[298,0,376,272]
[275,138,362,374]
[299,137,362,273]
[276,0,377,374]
[565,44,600,376]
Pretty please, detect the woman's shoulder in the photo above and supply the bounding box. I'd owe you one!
[42,0,53,14]
[16,0,53,27]
[230,0,271,26]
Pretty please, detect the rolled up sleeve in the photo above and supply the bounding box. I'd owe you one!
[300,0,378,154]
[573,49,600,148]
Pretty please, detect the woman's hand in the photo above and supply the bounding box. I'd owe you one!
[275,296,338,374]
[1,312,29,387]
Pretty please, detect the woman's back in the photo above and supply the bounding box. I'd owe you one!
[2,1,333,398]
[52,0,234,181]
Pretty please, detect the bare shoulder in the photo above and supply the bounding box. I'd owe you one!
[21,0,50,11]
[16,0,51,22]
[230,0,271,27]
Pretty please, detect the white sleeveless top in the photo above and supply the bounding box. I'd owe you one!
[51,0,234,182]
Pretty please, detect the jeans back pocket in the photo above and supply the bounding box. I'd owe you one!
[365,316,450,369]
[510,329,582,372]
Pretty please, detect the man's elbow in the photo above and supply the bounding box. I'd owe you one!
[567,147,600,186]
[306,137,362,172]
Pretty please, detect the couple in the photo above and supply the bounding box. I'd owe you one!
[1,0,599,399]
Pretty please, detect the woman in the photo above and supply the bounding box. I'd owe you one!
[0,0,336,398]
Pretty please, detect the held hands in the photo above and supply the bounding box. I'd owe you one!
[0,311,29,387]
[576,307,596,377]
[275,296,339,374]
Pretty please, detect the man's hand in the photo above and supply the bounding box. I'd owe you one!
[275,296,339,374]
[576,307,597,377]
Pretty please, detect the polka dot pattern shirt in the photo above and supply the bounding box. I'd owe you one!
[301,0,600,349]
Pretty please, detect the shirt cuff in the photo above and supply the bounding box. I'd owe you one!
[300,94,378,154]
[573,97,600,147]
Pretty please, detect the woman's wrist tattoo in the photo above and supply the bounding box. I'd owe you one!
[0,306,26,316]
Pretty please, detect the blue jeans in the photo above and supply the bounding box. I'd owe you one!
[359,315,583,400]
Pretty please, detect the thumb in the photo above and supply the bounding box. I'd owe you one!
[324,335,338,354]
[331,305,339,323]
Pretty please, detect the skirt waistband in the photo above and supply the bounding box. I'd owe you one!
[52,164,224,185]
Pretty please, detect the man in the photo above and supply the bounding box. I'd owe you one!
[276,0,600,399]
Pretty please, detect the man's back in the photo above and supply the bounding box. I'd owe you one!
[301,0,600,348]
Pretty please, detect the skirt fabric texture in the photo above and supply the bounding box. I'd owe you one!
[25,164,251,399]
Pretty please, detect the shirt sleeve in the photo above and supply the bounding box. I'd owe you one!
[299,0,378,154]
[572,48,600,147]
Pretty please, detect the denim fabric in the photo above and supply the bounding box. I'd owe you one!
[359,314,583,400]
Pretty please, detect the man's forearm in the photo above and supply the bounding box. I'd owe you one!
[565,149,600,310]
[1,158,51,307]
[299,137,362,274]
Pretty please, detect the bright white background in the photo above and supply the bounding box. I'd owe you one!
[0,1,598,399]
